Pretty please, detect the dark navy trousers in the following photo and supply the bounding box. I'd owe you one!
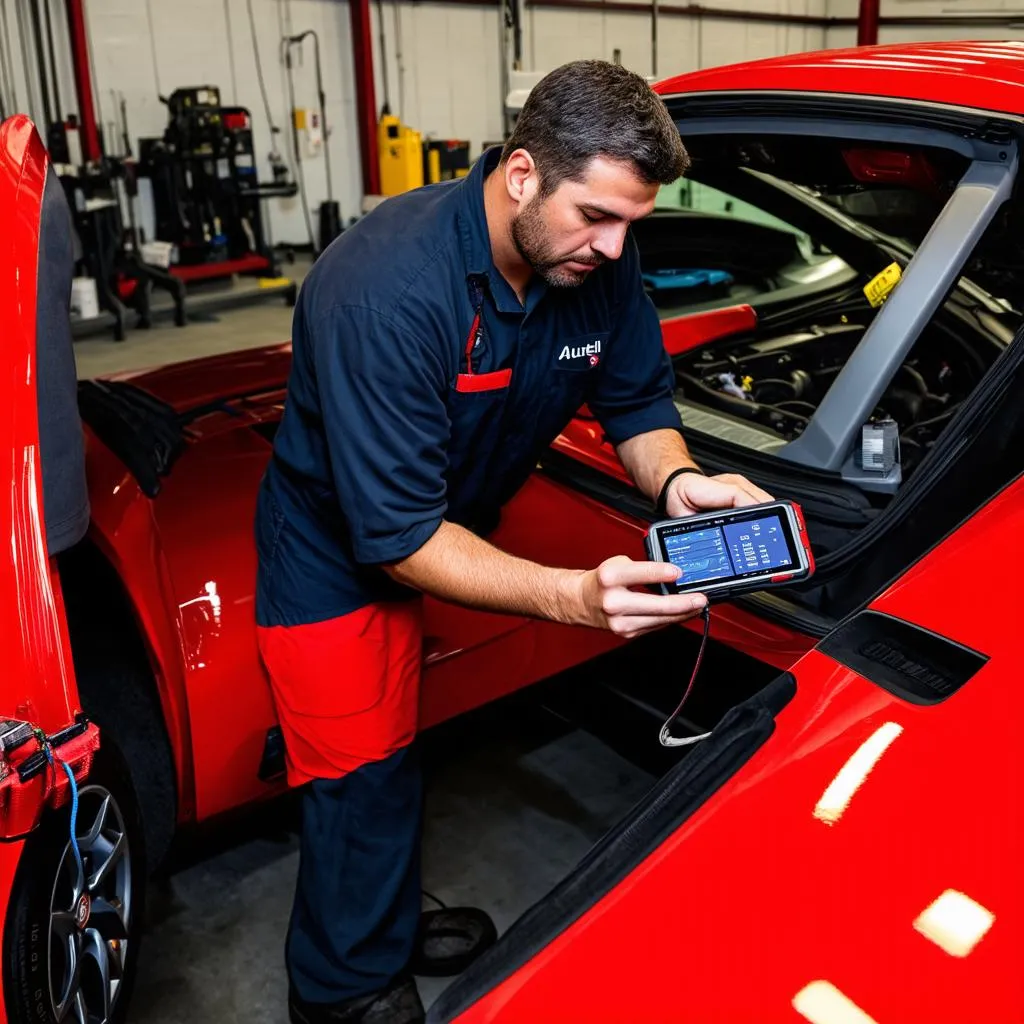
[286,744,424,1004]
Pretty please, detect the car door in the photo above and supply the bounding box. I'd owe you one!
[0,114,88,805]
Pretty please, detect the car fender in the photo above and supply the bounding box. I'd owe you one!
[84,434,198,824]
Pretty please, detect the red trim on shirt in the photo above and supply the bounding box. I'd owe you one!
[455,368,512,393]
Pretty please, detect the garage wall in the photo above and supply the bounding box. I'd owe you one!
[0,0,826,247]
[825,0,1024,50]
[525,0,826,81]
[88,0,366,248]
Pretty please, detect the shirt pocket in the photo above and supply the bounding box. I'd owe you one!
[455,368,512,393]
[444,372,513,484]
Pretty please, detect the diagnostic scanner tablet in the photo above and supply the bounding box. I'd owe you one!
[644,500,815,600]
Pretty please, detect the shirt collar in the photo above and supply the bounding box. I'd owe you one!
[456,146,531,315]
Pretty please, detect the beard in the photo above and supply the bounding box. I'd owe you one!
[510,198,605,288]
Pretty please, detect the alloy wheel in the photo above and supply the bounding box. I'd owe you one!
[47,784,132,1024]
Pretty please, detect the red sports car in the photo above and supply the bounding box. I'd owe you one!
[2,38,1023,1024]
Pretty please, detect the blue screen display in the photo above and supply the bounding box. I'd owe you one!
[662,514,793,586]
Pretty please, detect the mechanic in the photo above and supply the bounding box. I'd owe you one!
[255,59,772,1024]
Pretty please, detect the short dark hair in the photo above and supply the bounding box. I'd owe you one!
[501,60,689,196]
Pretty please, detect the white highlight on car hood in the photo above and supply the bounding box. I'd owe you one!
[813,721,904,827]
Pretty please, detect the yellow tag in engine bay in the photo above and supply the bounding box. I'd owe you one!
[864,262,902,308]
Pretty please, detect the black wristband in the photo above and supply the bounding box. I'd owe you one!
[656,466,704,517]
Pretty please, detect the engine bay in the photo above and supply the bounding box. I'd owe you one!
[673,310,999,478]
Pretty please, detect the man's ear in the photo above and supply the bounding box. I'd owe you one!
[503,148,540,208]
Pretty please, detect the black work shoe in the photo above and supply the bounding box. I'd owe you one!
[289,976,425,1024]
[411,907,498,977]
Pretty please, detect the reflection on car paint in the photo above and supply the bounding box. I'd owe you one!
[812,721,904,827]
[793,980,878,1024]
[913,889,995,959]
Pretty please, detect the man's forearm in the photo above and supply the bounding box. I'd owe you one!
[616,428,700,502]
[383,521,587,624]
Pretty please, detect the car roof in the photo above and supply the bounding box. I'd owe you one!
[655,40,1024,118]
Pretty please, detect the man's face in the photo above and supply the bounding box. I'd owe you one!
[510,156,659,288]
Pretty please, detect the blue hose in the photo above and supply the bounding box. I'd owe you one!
[60,759,84,883]
[44,745,84,883]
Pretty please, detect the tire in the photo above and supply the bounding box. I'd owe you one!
[57,543,178,873]
[2,743,146,1024]
[76,659,177,874]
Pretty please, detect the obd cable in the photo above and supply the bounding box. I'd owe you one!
[659,604,714,748]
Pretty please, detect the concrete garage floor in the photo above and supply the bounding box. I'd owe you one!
[130,718,654,1021]
[73,275,658,1021]
[73,259,310,379]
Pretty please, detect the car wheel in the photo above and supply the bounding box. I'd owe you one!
[2,744,145,1024]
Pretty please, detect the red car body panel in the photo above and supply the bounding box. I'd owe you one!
[655,39,1024,115]
[1,117,80,736]
[83,454,201,820]
[454,473,1024,1024]
[84,412,625,821]
[661,303,757,358]
[0,117,90,1017]
[103,342,295,414]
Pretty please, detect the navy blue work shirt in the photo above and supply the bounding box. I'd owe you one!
[256,148,683,628]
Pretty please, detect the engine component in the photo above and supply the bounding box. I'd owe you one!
[860,419,900,474]
[716,372,752,401]
[674,312,993,478]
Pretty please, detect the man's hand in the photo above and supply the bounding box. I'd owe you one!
[386,522,703,637]
[573,555,706,640]
[615,429,773,518]
[385,523,707,640]
[664,472,773,518]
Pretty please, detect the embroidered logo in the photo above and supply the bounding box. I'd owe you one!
[558,339,602,367]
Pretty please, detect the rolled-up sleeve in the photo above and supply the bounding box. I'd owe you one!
[312,304,450,565]
[587,235,683,446]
